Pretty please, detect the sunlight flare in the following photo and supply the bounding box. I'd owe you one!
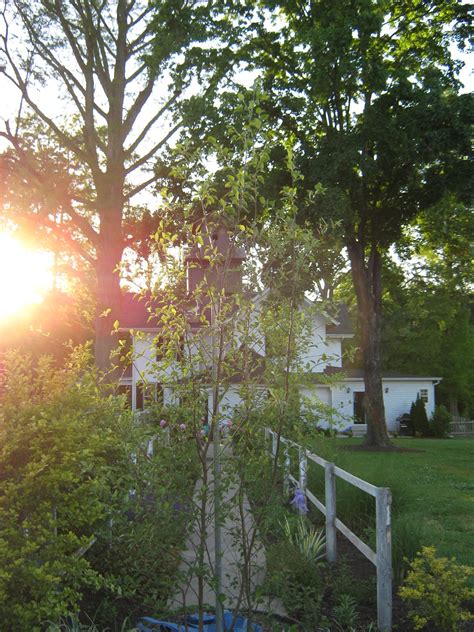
[0,233,53,320]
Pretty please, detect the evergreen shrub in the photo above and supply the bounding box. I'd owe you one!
[410,396,430,437]
[430,405,452,438]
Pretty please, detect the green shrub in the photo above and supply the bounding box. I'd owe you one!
[326,556,376,610]
[410,397,430,437]
[430,405,452,438]
[399,546,474,631]
[0,348,194,629]
[265,538,326,628]
[331,593,359,631]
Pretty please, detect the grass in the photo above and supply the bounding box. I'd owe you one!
[300,436,474,571]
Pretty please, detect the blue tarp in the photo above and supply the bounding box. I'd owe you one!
[136,610,263,632]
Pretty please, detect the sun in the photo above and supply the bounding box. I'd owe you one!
[0,232,53,321]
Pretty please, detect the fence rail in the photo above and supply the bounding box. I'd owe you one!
[450,418,474,436]
[265,428,392,632]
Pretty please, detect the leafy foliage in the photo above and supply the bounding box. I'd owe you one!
[430,405,452,439]
[0,347,194,629]
[399,546,474,631]
[282,515,326,564]
[410,396,430,437]
[212,0,474,446]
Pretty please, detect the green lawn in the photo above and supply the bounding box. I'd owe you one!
[301,437,474,571]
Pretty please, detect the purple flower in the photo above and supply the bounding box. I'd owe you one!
[290,488,308,513]
[160,419,167,428]
[179,423,186,431]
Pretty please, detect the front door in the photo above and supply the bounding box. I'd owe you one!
[353,391,366,423]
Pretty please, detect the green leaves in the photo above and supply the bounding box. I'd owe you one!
[0,347,197,628]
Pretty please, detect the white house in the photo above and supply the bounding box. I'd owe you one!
[116,227,440,434]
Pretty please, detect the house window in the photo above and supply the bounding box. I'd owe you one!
[136,382,163,410]
[155,335,184,362]
[420,388,428,404]
[118,384,132,408]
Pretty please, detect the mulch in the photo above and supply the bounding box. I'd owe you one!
[342,444,425,453]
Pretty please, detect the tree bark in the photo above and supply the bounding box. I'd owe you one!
[93,175,125,372]
[1,0,198,373]
[94,242,123,373]
[347,239,392,447]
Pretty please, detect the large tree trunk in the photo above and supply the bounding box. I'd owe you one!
[94,248,123,374]
[347,239,392,447]
[94,184,125,373]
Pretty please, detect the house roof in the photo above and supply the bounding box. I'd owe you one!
[322,367,441,380]
[118,291,356,339]
[227,344,266,383]
[326,304,354,336]
[118,292,222,330]
[118,293,162,329]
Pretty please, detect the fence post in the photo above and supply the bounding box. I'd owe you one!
[325,462,337,563]
[298,448,308,515]
[146,437,154,457]
[283,445,291,496]
[272,431,277,458]
[376,487,392,632]
[52,506,58,537]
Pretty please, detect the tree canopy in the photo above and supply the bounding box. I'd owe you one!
[200,0,473,445]
[0,0,236,369]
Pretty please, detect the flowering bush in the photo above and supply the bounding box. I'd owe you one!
[399,546,474,631]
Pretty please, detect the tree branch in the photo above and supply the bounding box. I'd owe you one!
[125,91,180,156]
[124,172,161,201]
[125,122,181,174]
[0,123,99,248]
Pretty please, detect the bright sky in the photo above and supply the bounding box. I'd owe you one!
[0,11,471,323]
[0,233,53,321]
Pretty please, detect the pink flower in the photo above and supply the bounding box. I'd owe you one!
[179,423,186,431]
[160,419,167,428]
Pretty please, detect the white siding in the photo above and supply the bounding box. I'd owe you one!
[300,315,344,373]
[132,333,156,381]
[383,380,436,430]
[218,388,243,419]
[342,379,437,432]
[301,386,349,430]
[331,383,354,423]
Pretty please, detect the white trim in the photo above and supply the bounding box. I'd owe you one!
[344,377,442,382]
[326,333,355,339]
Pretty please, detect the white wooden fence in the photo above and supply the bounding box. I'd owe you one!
[265,428,392,632]
[450,417,474,436]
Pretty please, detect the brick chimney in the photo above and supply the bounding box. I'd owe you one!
[185,225,246,295]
